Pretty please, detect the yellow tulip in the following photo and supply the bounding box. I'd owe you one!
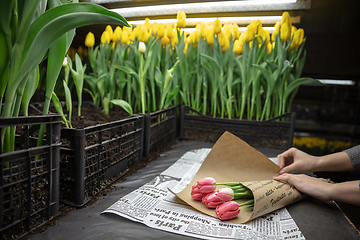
[291,26,297,38]
[129,27,137,43]
[121,30,129,45]
[171,32,179,48]
[224,39,229,51]
[271,22,280,42]
[152,22,159,35]
[206,28,214,45]
[291,28,305,49]
[218,32,229,52]
[280,23,291,41]
[113,26,122,43]
[200,23,210,39]
[213,18,222,34]
[100,31,110,45]
[165,23,174,39]
[105,25,114,41]
[232,24,240,39]
[223,24,232,40]
[245,24,255,42]
[161,35,170,47]
[139,26,150,42]
[281,11,292,29]
[157,23,165,38]
[123,26,132,35]
[144,18,151,31]
[266,42,272,53]
[189,31,198,45]
[239,32,246,43]
[257,28,270,45]
[84,32,95,48]
[233,39,243,54]
[176,11,186,28]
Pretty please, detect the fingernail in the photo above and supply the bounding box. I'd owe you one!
[279,170,284,174]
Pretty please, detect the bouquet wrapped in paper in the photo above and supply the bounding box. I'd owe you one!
[175,131,305,223]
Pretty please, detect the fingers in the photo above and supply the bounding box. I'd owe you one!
[277,148,298,173]
[273,173,290,182]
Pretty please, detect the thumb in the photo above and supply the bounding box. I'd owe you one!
[279,164,296,174]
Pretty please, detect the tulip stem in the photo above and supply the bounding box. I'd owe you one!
[238,199,254,207]
[215,182,241,186]
[245,204,254,210]
[233,190,253,199]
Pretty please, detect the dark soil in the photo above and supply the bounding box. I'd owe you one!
[19,103,176,240]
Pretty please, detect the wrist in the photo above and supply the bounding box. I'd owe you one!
[310,156,323,172]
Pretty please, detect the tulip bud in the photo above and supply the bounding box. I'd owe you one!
[245,24,255,42]
[139,41,146,53]
[121,30,129,45]
[202,188,235,208]
[271,22,280,42]
[144,18,151,31]
[161,35,170,47]
[84,32,95,48]
[113,26,122,43]
[233,39,243,55]
[280,23,291,41]
[215,201,240,220]
[105,25,114,41]
[291,28,305,50]
[176,11,186,28]
[206,29,214,45]
[191,185,207,200]
[62,57,67,67]
[214,18,222,34]
[281,11,292,29]
[101,31,110,45]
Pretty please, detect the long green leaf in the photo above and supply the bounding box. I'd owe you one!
[63,80,73,128]
[111,99,133,115]
[14,3,129,97]
[21,66,39,116]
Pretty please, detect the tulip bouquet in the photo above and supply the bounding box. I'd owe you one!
[191,177,254,220]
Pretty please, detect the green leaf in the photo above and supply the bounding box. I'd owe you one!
[284,77,322,101]
[63,80,73,128]
[111,99,133,115]
[16,2,129,90]
[164,85,179,109]
[51,91,69,128]
[21,66,39,116]
[115,65,139,82]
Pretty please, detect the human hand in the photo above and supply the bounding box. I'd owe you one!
[273,173,332,201]
[277,147,319,174]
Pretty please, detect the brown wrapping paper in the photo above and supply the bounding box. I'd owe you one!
[175,131,304,223]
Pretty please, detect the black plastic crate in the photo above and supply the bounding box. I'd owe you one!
[0,115,62,240]
[143,106,179,158]
[179,105,295,150]
[60,115,144,207]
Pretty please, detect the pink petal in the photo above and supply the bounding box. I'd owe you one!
[197,177,216,186]
[217,192,233,202]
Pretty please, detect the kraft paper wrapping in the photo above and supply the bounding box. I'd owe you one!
[175,131,304,223]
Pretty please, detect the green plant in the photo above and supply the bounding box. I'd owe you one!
[0,0,128,153]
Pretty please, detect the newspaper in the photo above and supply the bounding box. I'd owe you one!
[103,148,305,240]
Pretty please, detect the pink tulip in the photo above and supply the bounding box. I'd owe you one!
[191,185,208,200]
[202,188,234,208]
[197,177,216,193]
[215,201,240,220]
